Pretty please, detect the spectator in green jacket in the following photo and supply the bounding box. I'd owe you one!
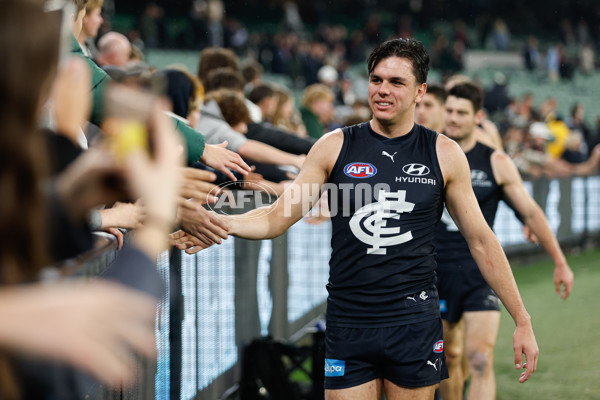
[300,83,335,139]
[69,23,248,177]
[78,0,104,58]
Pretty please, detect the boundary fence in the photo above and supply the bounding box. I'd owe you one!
[76,175,599,400]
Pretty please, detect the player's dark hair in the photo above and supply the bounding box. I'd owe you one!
[367,38,430,84]
[448,82,484,112]
[425,82,447,104]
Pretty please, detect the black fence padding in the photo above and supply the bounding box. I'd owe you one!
[240,337,316,400]
[311,331,325,400]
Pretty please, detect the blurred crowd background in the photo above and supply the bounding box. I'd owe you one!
[89,0,600,181]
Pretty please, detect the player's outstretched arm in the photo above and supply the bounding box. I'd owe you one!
[492,150,574,300]
[223,130,344,240]
[437,136,539,383]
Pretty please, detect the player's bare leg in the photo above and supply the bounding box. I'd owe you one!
[461,318,470,392]
[464,311,501,400]
[439,318,465,400]
[384,380,436,400]
[326,378,382,400]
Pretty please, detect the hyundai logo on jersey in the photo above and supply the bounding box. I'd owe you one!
[471,169,493,187]
[471,170,488,181]
[344,162,377,178]
[402,163,430,176]
[324,359,346,376]
[433,340,444,353]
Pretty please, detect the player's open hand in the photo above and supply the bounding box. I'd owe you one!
[179,167,221,204]
[200,141,251,181]
[513,320,539,383]
[178,202,230,245]
[169,230,214,254]
[554,262,574,300]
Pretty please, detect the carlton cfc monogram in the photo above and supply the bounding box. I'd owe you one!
[349,189,415,255]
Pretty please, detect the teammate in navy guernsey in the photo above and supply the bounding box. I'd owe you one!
[205,39,539,399]
[416,82,446,134]
[433,82,574,400]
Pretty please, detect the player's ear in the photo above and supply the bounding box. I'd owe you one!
[415,82,427,103]
[475,109,485,125]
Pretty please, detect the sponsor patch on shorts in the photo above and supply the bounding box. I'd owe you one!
[439,299,447,313]
[324,358,345,377]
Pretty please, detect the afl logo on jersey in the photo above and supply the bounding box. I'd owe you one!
[402,163,430,176]
[433,340,444,353]
[344,162,377,178]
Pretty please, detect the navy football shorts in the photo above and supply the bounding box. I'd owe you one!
[437,265,501,324]
[324,318,449,390]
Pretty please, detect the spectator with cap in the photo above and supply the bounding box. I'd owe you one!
[317,64,339,87]
[518,122,600,178]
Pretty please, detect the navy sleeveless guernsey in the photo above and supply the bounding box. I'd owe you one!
[434,142,501,269]
[326,122,445,328]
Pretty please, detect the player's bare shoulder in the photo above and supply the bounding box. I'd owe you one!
[307,128,345,175]
[435,134,469,186]
[490,148,512,165]
[490,147,520,185]
[479,119,503,149]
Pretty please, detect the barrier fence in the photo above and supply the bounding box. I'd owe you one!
[75,175,599,400]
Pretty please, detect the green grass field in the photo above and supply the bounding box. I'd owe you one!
[495,248,600,399]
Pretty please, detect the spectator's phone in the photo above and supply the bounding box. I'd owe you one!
[102,83,158,161]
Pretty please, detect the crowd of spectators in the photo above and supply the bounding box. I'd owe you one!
[93,1,600,162]
[499,94,600,179]
[110,1,600,84]
[1,0,188,397]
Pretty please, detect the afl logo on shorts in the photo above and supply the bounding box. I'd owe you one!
[433,340,444,353]
[344,162,377,178]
